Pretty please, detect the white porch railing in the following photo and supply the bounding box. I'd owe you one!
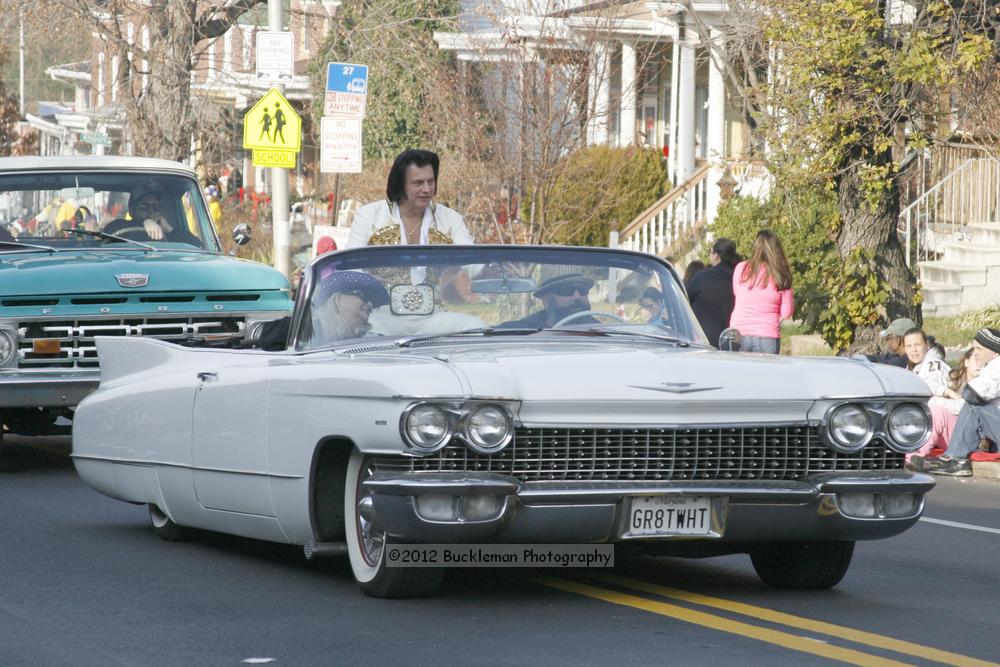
[899,157,1000,267]
[617,162,712,257]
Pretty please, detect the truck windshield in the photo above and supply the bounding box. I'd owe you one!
[0,172,220,252]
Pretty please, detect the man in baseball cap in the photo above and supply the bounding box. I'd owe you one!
[863,317,917,367]
[880,317,917,339]
[916,327,1000,477]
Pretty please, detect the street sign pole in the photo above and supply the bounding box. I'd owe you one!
[268,0,290,279]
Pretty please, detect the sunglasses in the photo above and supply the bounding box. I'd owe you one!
[136,200,161,212]
[548,284,588,297]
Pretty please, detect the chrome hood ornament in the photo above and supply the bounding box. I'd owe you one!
[628,381,723,394]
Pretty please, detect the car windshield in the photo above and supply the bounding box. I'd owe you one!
[0,171,219,252]
[294,246,709,350]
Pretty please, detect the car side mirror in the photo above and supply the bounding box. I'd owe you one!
[232,223,252,246]
[718,327,742,351]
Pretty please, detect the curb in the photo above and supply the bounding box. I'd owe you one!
[972,461,1000,481]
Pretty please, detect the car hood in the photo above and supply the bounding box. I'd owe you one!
[0,249,288,296]
[383,340,928,424]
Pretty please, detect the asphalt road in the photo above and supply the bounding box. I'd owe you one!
[1,436,998,667]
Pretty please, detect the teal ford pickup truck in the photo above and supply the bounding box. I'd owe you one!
[0,156,292,450]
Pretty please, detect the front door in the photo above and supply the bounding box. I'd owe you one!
[191,368,274,517]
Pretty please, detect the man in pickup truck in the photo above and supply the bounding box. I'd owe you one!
[103,186,199,245]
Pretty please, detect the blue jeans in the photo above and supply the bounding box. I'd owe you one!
[944,403,1000,459]
[740,335,780,354]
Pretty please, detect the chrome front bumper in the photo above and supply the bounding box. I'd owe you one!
[0,370,99,408]
[362,471,936,544]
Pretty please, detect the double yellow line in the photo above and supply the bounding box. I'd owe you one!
[531,573,996,667]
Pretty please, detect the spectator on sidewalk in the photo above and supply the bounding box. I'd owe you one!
[917,328,1000,476]
[729,230,793,354]
[864,317,915,367]
[904,327,949,396]
[686,237,741,348]
[683,260,705,287]
[910,347,979,463]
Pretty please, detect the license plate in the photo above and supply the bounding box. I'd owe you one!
[627,496,712,536]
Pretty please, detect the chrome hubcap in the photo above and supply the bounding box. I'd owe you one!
[356,463,384,566]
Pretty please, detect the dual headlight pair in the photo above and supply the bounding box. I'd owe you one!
[825,401,930,453]
[400,401,516,455]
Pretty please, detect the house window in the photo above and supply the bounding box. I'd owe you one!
[301,2,310,55]
[142,26,150,91]
[97,52,105,107]
[111,55,119,102]
[242,27,252,70]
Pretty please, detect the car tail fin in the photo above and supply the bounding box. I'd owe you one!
[94,336,181,385]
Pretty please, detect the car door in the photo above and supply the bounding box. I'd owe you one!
[191,367,275,517]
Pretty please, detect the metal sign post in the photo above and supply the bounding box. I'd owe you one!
[268,0,290,279]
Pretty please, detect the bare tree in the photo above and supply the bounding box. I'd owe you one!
[451,1,665,244]
[0,43,38,155]
[44,0,271,161]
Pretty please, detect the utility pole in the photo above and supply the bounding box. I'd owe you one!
[18,11,25,117]
[268,0,291,278]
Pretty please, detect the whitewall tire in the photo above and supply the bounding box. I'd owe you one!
[344,448,443,598]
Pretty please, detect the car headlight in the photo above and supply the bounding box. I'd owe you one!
[402,404,451,451]
[0,330,15,366]
[247,321,266,340]
[887,403,930,452]
[827,404,873,451]
[463,405,512,454]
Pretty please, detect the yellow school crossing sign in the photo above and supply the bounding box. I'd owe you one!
[243,87,301,168]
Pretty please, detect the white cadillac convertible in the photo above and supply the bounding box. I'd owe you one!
[73,245,935,597]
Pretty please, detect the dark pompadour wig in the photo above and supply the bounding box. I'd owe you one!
[385,149,440,203]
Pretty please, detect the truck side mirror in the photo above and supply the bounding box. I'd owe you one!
[232,223,252,246]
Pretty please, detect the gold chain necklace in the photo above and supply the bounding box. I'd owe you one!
[402,216,422,242]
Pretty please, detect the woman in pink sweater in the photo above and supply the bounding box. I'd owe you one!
[730,230,794,354]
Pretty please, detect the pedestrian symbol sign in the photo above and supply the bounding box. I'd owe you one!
[243,88,301,153]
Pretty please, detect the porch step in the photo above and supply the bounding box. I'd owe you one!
[940,242,1000,266]
[918,261,987,287]
[967,223,1000,245]
[921,281,963,308]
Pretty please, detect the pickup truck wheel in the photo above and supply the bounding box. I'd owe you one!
[750,541,855,589]
[148,504,194,542]
[344,449,443,598]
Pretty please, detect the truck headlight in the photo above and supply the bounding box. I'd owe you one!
[887,403,930,452]
[0,330,15,366]
[402,404,451,451]
[463,405,512,454]
[827,404,872,451]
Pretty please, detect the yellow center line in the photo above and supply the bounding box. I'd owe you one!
[532,576,912,667]
[585,573,998,667]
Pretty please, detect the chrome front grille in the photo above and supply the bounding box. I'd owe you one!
[374,425,905,482]
[16,316,245,369]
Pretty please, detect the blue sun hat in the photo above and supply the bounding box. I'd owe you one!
[317,271,389,307]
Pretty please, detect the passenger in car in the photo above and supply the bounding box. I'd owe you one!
[347,148,473,249]
[304,271,390,345]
